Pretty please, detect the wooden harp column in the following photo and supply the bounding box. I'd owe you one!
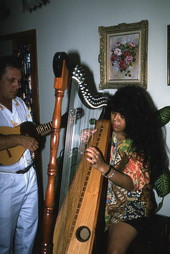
[52,67,110,254]
[41,52,69,254]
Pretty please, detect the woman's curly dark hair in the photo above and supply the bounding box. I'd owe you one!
[108,85,169,183]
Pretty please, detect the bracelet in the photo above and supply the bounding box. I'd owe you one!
[107,169,115,179]
[102,164,112,177]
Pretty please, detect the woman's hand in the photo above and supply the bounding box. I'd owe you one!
[85,146,109,174]
[80,129,97,144]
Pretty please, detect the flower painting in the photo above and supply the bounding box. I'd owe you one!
[108,33,139,80]
[98,20,148,89]
[110,40,137,77]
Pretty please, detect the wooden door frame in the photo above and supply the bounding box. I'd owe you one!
[0,29,40,123]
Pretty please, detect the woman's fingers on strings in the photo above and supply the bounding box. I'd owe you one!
[80,128,97,143]
[85,146,102,166]
[85,147,97,164]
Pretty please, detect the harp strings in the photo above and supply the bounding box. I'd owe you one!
[58,76,102,208]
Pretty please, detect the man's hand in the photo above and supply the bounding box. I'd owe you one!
[0,134,38,151]
[19,135,39,151]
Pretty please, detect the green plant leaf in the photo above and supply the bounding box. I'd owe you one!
[156,106,170,127]
[154,171,170,197]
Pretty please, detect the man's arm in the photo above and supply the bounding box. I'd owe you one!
[0,134,39,152]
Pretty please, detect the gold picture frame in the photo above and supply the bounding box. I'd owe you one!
[167,25,170,86]
[98,20,148,89]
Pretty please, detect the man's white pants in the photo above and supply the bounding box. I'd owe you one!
[0,167,38,254]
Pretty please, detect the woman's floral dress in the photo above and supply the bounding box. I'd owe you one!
[105,132,156,229]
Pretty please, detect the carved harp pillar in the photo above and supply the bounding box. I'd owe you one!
[52,67,111,254]
[41,52,69,254]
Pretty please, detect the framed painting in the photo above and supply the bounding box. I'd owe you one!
[98,20,148,89]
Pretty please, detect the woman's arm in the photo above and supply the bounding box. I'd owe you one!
[85,146,134,191]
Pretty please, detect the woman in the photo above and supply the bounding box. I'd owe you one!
[85,86,168,254]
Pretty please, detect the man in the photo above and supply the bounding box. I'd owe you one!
[0,55,39,254]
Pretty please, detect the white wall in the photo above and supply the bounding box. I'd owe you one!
[1,0,170,216]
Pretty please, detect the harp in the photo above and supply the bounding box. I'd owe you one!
[52,66,111,254]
